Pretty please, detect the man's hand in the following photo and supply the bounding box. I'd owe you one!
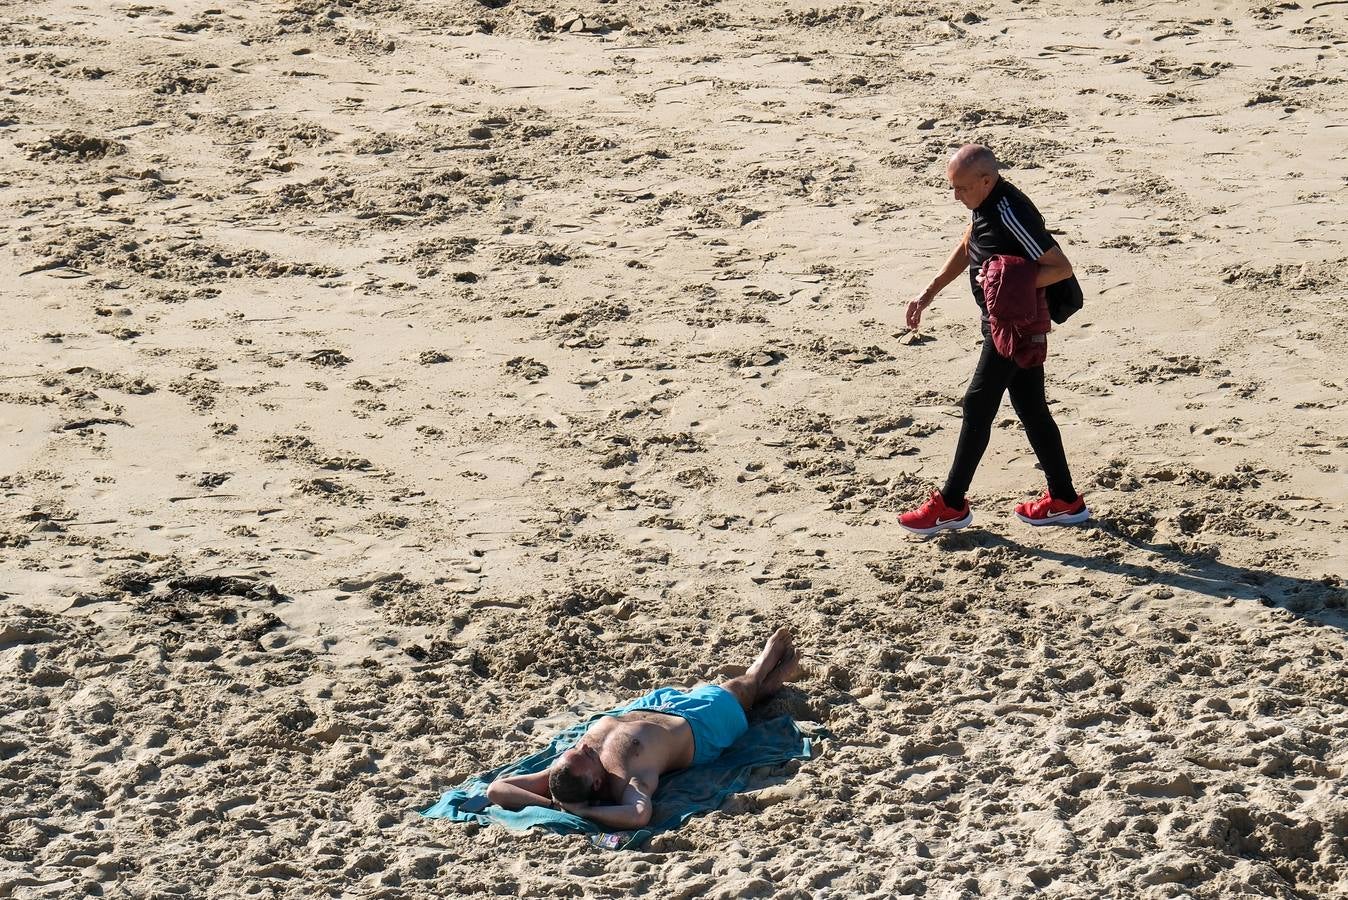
[557,800,590,816]
[906,293,933,330]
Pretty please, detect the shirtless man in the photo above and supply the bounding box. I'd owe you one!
[485,628,801,830]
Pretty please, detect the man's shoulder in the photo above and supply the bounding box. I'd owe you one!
[996,180,1041,213]
[975,179,1034,220]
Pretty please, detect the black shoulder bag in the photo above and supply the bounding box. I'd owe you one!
[1046,274,1083,324]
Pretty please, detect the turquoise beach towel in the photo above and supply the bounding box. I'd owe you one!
[421,707,813,850]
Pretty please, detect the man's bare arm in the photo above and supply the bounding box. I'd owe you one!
[558,774,655,830]
[1034,246,1073,288]
[907,225,971,329]
[485,771,553,811]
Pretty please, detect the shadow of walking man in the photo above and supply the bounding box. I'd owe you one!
[961,529,1347,629]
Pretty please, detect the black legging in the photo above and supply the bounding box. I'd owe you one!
[941,337,1077,507]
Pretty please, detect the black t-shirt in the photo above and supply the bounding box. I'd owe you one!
[967,178,1058,318]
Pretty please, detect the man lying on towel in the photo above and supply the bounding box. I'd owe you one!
[486,628,802,829]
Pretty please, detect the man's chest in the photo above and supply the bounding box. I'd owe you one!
[968,213,1018,265]
[600,720,690,772]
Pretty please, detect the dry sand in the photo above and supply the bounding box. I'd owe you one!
[2,1,1347,897]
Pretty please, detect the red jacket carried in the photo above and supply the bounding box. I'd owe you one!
[980,254,1051,368]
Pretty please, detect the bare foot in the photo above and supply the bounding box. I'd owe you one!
[747,627,793,681]
[761,647,802,696]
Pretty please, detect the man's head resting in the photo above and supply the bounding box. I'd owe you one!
[549,744,605,804]
[947,144,1001,210]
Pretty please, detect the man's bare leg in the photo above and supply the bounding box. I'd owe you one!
[722,628,794,712]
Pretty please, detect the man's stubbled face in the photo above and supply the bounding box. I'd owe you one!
[948,164,997,210]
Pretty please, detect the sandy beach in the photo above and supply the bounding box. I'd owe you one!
[1,1,1346,897]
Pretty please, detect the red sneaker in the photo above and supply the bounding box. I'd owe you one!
[898,492,973,537]
[1014,491,1089,526]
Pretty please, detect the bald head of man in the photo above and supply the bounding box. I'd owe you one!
[947,144,1001,210]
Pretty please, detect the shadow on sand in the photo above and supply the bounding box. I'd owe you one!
[961,529,1347,629]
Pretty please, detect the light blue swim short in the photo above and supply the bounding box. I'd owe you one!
[617,685,749,767]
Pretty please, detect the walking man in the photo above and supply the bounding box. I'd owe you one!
[898,144,1088,536]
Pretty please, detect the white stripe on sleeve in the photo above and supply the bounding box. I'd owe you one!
[998,198,1045,259]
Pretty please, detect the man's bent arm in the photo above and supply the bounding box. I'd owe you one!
[486,771,553,811]
[919,225,972,303]
[1034,246,1073,288]
[564,775,655,830]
